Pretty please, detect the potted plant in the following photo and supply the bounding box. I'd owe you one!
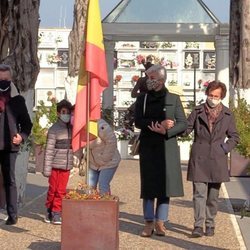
[230,98,250,176]
[115,127,134,159]
[177,100,194,162]
[31,98,57,172]
[177,134,193,162]
[61,183,119,250]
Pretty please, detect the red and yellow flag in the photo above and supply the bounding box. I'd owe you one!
[72,0,108,152]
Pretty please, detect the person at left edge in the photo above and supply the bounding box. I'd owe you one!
[0,64,32,225]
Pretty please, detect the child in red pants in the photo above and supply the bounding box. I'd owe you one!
[43,99,73,224]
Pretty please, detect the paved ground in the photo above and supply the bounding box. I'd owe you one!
[225,177,250,249]
[0,160,246,249]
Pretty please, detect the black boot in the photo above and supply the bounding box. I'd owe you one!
[6,215,18,225]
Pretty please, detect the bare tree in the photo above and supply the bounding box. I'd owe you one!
[230,0,250,89]
[0,0,40,91]
[68,0,88,77]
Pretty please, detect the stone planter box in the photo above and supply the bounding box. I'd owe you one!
[230,150,250,177]
[61,198,119,250]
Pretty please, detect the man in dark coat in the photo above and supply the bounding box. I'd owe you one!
[131,61,153,98]
[184,81,239,237]
[135,65,187,237]
[0,64,32,225]
[126,62,153,130]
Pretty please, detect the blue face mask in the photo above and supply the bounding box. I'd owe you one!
[60,114,71,123]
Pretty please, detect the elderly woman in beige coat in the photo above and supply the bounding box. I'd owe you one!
[88,119,121,194]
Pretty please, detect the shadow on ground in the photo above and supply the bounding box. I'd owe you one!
[28,241,60,250]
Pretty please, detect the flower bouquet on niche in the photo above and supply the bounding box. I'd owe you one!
[131,75,139,82]
[114,74,122,84]
[47,53,62,64]
[136,54,145,64]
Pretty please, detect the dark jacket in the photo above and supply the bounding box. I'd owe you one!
[131,76,148,98]
[185,103,239,182]
[0,84,32,151]
[43,119,73,177]
[135,88,187,198]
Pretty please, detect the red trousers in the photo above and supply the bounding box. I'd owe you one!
[45,169,70,212]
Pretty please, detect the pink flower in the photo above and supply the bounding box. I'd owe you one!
[136,55,145,64]
[203,81,210,87]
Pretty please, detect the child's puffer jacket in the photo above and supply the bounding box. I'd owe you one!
[89,119,121,170]
[43,119,73,177]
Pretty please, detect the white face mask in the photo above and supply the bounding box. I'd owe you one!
[206,98,221,108]
[60,114,71,123]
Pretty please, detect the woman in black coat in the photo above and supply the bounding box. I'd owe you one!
[0,64,32,225]
[184,81,239,238]
[135,65,187,237]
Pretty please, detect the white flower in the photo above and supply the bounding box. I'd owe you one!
[39,114,49,129]
[115,128,134,141]
[185,54,193,67]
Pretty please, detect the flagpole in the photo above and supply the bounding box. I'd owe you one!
[85,71,90,186]
[72,0,109,179]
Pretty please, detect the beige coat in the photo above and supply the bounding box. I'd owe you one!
[89,119,121,170]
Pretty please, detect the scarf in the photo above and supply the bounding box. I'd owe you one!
[0,91,10,112]
[205,102,223,132]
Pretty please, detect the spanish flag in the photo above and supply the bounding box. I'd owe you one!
[72,0,108,152]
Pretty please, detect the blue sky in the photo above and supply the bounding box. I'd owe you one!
[39,0,230,28]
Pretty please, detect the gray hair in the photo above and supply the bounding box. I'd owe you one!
[146,65,167,82]
[0,64,12,77]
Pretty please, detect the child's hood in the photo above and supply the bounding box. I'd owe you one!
[98,119,113,141]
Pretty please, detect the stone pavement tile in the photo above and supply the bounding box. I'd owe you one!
[0,160,242,250]
[112,160,241,250]
[0,194,61,250]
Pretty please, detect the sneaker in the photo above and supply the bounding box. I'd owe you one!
[44,208,52,223]
[191,227,203,237]
[205,227,215,237]
[52,212,62,225]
